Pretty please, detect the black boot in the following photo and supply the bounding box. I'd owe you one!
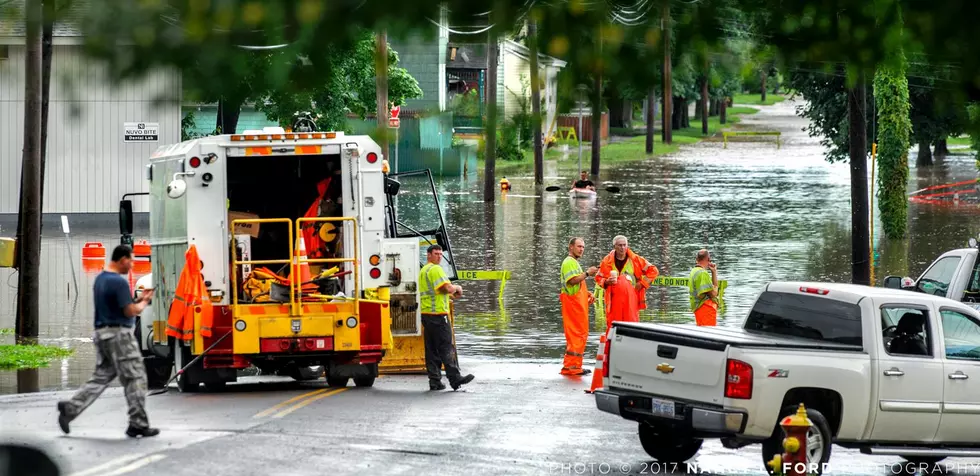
[126,425,161,438]
[57,401,71,435]
[429,381,446,391]
[450,374,474,391]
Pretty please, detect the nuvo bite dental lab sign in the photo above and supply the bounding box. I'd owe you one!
[124,122,159,142]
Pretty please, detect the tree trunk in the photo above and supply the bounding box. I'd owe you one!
[720,100,727,124]
[761,69,768,103]
[528,19,543,185]
[375,30,390,164]
[935,138,949,156]
[645,89,655,154]
[217,98,243,135]
[917,141,933,166]
[701,75,709,135]
[608,98,627,128]
[483,33,499,202]
[709,98,719,116]
[694,99,703,121]
[848,79,871,286]
[590,72,601,177]
[662,2,672,145]
[672,97,683,131]
[682,99,690,129]
[16,0,43,344]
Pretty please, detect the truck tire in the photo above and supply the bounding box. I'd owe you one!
[762,406,833,475]
[327,376,350,388]
[287,365,322,381]
[637,423,703,463]
[353,375,376,388]
[173,343,201,393]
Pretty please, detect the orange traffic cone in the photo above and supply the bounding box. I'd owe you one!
[293,236,317,293]
[585,333,607,394]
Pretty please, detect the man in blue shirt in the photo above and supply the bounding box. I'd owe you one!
[57,245,159,437]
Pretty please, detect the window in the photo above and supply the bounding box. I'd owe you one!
[744,291,863,345]
[916,256,961,297]
[964,259,980,303]
[0,46,8,61]
[881,307,932,357]
[940,310,980,361]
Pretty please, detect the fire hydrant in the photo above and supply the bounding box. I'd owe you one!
[766,403,814,476]
[499,177,511,192]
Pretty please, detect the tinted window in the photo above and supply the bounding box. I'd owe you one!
[744,291,863,345]
[917,256,961,297]
[941,310,980,361]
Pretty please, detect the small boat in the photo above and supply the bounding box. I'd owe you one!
[569,188,597,199]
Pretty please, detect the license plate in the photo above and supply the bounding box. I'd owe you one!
[650,398,675,417]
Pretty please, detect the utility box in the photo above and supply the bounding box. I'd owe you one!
[0,237,16,268]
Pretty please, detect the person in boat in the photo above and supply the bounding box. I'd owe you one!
[572,171,595,191]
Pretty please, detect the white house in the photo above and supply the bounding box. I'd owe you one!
[0,14,181,217]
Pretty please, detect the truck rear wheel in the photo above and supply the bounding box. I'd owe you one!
[172,342,201,393]
[353,375,376,388]
[327,376,350,387]
[637,423,703,463]
[762,406,833,475]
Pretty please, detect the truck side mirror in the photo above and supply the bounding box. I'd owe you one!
[384,177,400,196]
[883,276,913,289]
[119,199,134,235]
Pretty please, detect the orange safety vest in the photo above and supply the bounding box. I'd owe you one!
[302,177,334,260]
[166,244,213,340]
[596,249,659,311]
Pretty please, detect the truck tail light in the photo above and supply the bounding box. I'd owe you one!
[799,286,829,295]
[602,333,611,377]
[189,156,201,168]
[725,359,753,399]
[369,267,381,279]
[366,152,378,164]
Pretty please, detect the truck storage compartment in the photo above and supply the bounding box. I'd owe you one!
[609,324,729,405]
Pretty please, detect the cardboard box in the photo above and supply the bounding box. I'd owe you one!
[228,211,260,238]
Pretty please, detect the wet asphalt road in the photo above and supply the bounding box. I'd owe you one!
[4,359,980,476]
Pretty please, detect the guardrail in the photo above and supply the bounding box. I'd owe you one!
[723,130,781,149]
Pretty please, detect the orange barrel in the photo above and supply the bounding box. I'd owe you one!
[133,240,151,258]
[132,260,152,274]
[81,242,106,259]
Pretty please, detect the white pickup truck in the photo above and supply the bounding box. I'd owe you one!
[883,238,980,309]
[594,281,980,473]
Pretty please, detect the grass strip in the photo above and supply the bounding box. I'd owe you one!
[0,344,74,370]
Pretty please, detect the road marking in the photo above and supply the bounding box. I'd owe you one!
[70,454,166,476]
[253,388,330,419]
[272,388,348,418]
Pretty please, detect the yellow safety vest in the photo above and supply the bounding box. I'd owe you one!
[419,263,451,314]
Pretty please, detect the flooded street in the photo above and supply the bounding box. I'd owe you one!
[3,99,980,393]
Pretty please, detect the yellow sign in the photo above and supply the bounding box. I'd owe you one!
[558,126,577,142]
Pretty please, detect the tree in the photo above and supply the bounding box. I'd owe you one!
[527,17,543,185]
[874,45,912,240]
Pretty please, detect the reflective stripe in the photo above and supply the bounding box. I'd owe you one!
[565,350,584,357]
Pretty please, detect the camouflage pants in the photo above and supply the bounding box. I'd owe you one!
[63,327,149,428]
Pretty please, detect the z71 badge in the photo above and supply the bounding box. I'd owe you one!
[767,369,789,378]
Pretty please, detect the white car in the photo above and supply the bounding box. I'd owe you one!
[594,281,980,473]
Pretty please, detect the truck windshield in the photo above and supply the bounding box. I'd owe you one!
[744,291,863,346]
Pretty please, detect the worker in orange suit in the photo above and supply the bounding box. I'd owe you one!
[559,237,598,376]
[604,269,640,332]
[595,235,659,320]
[166,244,213,340]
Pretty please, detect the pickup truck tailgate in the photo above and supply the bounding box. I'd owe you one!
[608,323,755,405]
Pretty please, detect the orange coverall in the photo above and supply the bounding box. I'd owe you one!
[166,244,213,340]
[605,274,639,332]
[596,249,659,318]
[560,260,591,376]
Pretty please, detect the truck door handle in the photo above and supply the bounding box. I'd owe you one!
[949,371,969,380]
[883,368,905,377]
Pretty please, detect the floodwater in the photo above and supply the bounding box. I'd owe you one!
[2,99,979,394]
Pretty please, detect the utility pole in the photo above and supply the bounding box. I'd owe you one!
[483,31,499,202]
[662,2,672,145]
[700,72,709,136]
[375,29,390,163]
[16,0,43,344]
[528,19,543,185]
[645,89,655,154]
[590,27,602,177]
[849,77,871,286]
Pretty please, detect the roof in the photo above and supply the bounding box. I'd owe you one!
[502,40,567,68]
[766,281,979,311]
[0,0,87,38]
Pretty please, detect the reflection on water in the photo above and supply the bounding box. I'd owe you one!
[3,100,980,393]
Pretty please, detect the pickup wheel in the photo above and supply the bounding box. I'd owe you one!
[762,406,833,475]
[637,423,703,463]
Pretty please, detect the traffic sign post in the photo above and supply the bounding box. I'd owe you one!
[389,105,400,173]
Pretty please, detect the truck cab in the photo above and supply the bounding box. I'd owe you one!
[883,235,980,308]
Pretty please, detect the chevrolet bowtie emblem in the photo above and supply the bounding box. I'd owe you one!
[656,363,675,374]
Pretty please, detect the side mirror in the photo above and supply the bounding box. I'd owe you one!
[384,177,401,196]
[167,179,188,199]
[0,443,61,476]
[119,199,134,236]
[883,276,914,289]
